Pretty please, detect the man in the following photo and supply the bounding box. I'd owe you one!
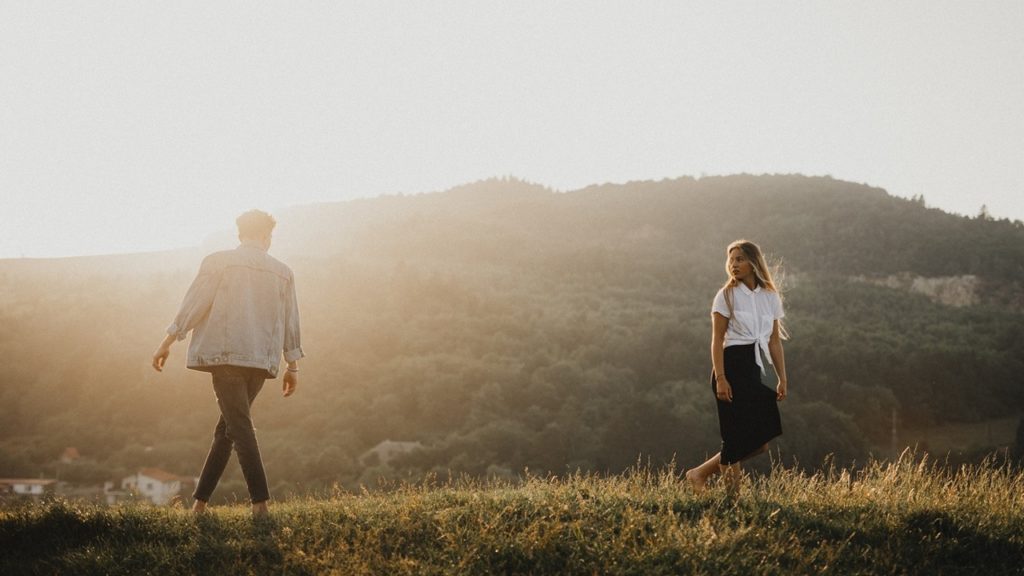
[152,209,304,516]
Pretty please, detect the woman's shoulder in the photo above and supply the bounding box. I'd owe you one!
[712,285,733,301]
[711,286,731,314]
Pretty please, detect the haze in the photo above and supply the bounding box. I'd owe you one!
[2,1,1022,259]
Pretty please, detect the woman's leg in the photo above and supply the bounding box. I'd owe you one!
[724,444,769,498]
[685,452,722,492]
[686,443,770,494]
[721,462,741,496]
[746,444,769,459]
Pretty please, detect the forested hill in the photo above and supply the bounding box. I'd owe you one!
[276,174,1024,287]
[2,174,1023,497]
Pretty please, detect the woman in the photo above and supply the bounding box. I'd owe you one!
[685,239,788,497]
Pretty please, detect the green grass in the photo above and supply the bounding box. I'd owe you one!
[2,453,1022,575]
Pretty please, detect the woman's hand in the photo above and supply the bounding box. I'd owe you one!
[715,377,733,403]
[776,380,788,401]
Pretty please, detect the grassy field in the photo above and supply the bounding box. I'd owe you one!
[2,453,1022,575]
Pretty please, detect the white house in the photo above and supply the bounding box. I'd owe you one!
[0,478,58,497]
[121,468,194,505]
[359,440,423,467]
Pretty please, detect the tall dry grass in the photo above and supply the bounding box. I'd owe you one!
[2,451,1021,575]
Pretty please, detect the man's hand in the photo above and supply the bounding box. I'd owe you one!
[152,336,175,372]
[283,370,298,397]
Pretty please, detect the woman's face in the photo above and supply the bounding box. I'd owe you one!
[728,248,754,283]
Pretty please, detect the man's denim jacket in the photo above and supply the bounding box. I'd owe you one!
[167,243,304,378]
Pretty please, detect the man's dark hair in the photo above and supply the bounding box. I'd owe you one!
[236,210,276,239]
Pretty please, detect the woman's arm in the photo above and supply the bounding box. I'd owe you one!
[712,312,732,402]
[768,319,788,400]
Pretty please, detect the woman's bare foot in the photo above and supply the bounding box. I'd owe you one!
[685,469,706,493]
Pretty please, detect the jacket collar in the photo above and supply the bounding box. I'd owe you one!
[238,240,269,252]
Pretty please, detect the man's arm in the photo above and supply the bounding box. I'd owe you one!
[281,274,304,397]
[152,333,176,371]
[282,273,304,365]
[152,257,219,373]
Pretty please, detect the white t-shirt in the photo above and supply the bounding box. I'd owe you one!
[712,283,785,373]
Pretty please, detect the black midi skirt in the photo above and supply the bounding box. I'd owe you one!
[712,343,782,465]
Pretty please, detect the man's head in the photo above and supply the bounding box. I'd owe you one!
[236,210,276,249]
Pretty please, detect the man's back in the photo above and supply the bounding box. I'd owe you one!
[167,243,303,377]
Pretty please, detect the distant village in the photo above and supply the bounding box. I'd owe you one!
[0,441,426,505]
[0,448,196,506]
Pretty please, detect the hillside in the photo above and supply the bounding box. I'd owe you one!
[1,174,1023,498]
[2,457,1022,575]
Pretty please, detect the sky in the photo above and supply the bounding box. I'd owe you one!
[1,1,1022,259]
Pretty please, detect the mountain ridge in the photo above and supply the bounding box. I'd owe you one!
[1,174,1021,492]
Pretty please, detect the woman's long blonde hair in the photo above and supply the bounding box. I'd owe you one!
[720,239,788,339]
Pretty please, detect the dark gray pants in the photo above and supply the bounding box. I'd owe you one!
[193,366,270,503]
